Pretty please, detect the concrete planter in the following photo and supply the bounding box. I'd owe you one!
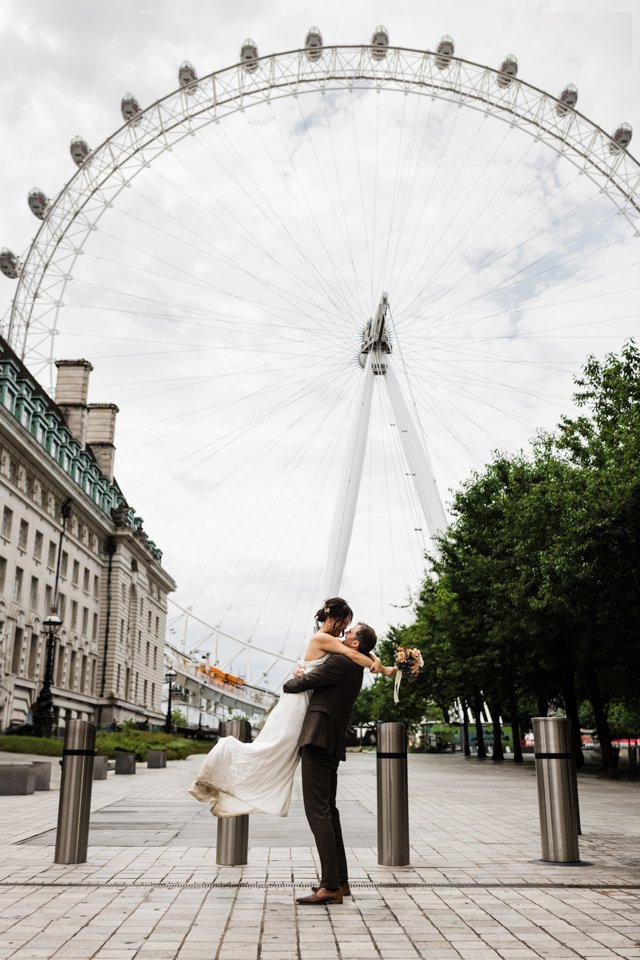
[30,760,52,791]
[147,750,166,769]
[0,763,35,795]
[92,755,109,780]
[114,753,136,775]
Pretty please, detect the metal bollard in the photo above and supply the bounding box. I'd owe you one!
[377,722,410,866]
[532,717,580,864]
[216,718,251,865]
[55,719,96,864]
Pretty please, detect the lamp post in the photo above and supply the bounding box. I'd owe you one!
[164,670,176,733]
[32,613,63,738]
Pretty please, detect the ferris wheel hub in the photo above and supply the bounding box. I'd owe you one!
[359,292,392,370]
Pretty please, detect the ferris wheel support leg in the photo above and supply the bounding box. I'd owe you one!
[383,359,447,541]
[322,353,375,597]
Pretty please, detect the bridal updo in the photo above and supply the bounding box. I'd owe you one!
[315,597,353,631]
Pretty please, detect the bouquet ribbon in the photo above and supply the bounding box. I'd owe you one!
[393,670,402,704]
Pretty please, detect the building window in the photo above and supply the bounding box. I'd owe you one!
[143,678,148,706]
[13,567,23,603]
[155,616,159,637]
[29,576,38,611]
[145,641,150,666]
[147,611,152,630]
[83,567,90,593]
[11,627,23,675]
[44,584,53,614]
[2,507,12,540]
[18,519,28,551]
[151,682,156,709]
[153,646,157,670]
[60,551,68,579]
[80,655,88,693]
[28,635,39,677]
[9,460,17,484]
[93,575,99,599]
[34,530,43,561]
[58,592,66,620]
[71,600,78,630]
[82,607,88,637]
[47,541,56,569]
[0,556,6,593]
[92,612,98,640]
[72,560,79,587]
[68,651,77,691]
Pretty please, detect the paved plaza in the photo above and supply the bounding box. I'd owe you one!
[0,750,638,960]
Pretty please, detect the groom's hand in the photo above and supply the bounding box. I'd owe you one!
[293,665,306,677]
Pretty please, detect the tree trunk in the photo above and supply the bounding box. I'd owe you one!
[461,700,471,756]
[489,702,504,762]
[587,672,617,773]
[562,673,584,769]
[473,694,487,759]
[508,697,523,762]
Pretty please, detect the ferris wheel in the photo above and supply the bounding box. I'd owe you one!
[2,28,638,689]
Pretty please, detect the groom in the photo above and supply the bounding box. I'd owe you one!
[283,621,378,905]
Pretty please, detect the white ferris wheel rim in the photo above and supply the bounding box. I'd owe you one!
[5,43,640,369]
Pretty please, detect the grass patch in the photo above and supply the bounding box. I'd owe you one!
[0,732,214,762]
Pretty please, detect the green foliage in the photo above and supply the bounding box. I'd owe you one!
[94,730,212,761]
[0,735,63,756]
[354,343,640,772]
[171,709,187,727]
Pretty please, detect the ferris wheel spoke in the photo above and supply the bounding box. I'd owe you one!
[159,147,359,333]
[244,103,367,324]
[392,105,489,305]
[194,375,356,629]
[209,118,364,328]
[126,353,349,501]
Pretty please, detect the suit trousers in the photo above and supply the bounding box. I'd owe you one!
[300,745,348,891]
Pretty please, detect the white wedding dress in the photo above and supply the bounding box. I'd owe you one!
[188,654,329,817]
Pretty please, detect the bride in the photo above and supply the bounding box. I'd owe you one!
[188,597,392,817]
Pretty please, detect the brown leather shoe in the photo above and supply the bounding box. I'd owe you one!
[296,887,343,905]
[312,882,351,897]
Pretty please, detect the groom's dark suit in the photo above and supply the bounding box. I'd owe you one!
[283,654,364,891]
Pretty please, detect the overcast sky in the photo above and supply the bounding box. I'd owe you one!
[1,0,638,689]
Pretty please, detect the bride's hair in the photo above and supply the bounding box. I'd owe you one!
[315,597,353,630]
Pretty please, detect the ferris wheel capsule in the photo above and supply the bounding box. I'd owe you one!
[179,60,198,92]
[497,54,518,87]
[70,136,91,167]
[121,93,141,124]
[240,38,258,73]
[305,27,323,61]
[435,34,455,70]
[28,188,50,220]
[370,25,389,60]
[556,84,578,116]
[609,122,633,154]
[0,248,20,279]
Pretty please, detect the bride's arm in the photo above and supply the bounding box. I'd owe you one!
[312,631,375,669]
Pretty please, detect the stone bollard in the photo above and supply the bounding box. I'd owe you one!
[115,752,136,775]
[31,761,52,791]
[216,719,251,865]
[92,756,109,780]
[532,717,581,864]
[55,720,96,864]
[0,763,35,795]
[377,722,410,866]
[147,750,167,769]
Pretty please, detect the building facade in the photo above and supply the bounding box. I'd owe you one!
[0,338,176,732]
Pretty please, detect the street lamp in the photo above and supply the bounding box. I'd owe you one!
[164,670,177,733]
[32,612,63,738]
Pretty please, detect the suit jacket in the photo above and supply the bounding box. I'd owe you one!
[283,654,364,761]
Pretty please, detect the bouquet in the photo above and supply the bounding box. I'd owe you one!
[393,646,424,703]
